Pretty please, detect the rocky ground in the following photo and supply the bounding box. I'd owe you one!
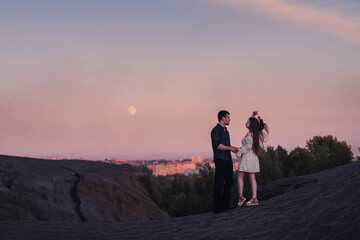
[1,156,359,240]
[0,155,169,223]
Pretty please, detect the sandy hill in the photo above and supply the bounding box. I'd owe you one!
[0,154,169,223]
[0,156,359,240]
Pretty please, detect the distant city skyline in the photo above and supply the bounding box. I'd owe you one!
[1,0,360,160]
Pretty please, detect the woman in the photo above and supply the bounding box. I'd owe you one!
[236,111,269,207]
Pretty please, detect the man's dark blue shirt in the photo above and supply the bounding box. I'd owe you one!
[211,123,232,161]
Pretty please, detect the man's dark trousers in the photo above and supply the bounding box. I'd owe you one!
[213,158,233,211]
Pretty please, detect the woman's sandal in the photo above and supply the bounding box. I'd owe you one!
[237,196,246,207]
[246,198,259,206]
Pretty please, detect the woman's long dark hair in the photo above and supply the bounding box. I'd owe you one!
[248,112,269,155]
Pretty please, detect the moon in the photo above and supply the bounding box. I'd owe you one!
[128,106,137,115]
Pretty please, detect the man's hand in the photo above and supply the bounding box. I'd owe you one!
[230,146,239,153]
[217,144,239,153]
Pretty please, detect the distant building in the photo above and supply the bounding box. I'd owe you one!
[183,168,199,176]
[191,156,202,164]
[153,162,175,176]
[153,161,198,176]
[181,161,198,175]
[104,158,131,165]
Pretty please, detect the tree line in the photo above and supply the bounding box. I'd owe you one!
[138,135,354,217]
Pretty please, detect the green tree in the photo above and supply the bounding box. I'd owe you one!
[306,135,353,172]
[192,163,214,213]
[151,176,173,211]
[288,147,312,176]
[257,146,284,184]
[194,162,214,195]
[137,174,154,198]
[275,146,289,177]
[170,192,193,217]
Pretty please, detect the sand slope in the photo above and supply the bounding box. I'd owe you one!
[0,155,168,223]
[0,161,359,240]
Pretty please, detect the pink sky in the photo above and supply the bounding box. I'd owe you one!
[1,0,359,160]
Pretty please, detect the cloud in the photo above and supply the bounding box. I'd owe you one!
[207,0,360,44]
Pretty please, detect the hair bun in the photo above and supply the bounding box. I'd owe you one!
[252,111,258,117]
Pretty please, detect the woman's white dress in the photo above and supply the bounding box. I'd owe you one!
[235,135,260,173]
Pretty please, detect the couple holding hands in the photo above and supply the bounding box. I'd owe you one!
[211,110,269,213]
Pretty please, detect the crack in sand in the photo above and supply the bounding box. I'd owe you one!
[60,166,85,222]
[71,172,85,222]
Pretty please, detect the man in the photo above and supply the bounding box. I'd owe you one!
[211,110,238,213]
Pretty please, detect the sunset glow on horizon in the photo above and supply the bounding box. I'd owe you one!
[1,0,359,160]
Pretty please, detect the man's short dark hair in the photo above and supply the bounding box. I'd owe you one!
[218,110,230,122]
